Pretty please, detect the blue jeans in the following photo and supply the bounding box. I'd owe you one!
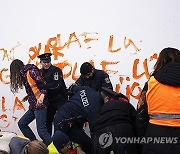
[18,108,52,145]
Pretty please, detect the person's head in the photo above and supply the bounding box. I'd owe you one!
[80,62,94,78]
[52,131,71,153]
[153,47,180,74]
[0,150,8,154]
[100,87,129,103]
[38,53,52,69]
[10,59,24,93]
[24,140,48,154]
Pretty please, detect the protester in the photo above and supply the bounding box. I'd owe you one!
[75,62,113,91]
[9,136,49,154]
[10,59,52,145]
[0,130,48,154]
[38,53,68,135]
[54,85,104,154]
[93,87,137,154]
[136,47,180,154]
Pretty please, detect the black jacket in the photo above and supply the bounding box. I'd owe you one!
[75,69,113,91]
[93,98,137,133]
[38,65,67,102]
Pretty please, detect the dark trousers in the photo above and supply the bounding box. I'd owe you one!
[142,123,180,154]
[93,123,137,154]
[46,100,66,135]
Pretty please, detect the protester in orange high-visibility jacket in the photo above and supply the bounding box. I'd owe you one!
[10,59,52,145]
[136,47,180,154]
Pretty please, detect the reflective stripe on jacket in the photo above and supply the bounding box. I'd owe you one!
[146,76,180,127]
[27,70,41,99]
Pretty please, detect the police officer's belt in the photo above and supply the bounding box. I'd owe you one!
[150,113,180,120]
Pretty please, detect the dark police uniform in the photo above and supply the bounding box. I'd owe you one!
[54,86,104,154]
[38,53,68,135]
[75,69,113,91]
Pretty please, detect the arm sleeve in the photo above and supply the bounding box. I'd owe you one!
[101,72,113,90]
[29,69,47,94]
[154,62,180,86]
[136,82,149,138]
[75,75,84,86]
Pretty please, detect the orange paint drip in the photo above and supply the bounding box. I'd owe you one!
[13,97,26,113]
[67,32,81,49]
[0,114,10,128]
[80,32,98,49]
[124,37,140,53]
[100,60,119,74]
[0,68,10,84]
[45,34,66,60]
[108,35,121,53]
[1,96,7,112]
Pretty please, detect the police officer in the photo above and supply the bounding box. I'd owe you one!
[75,62,113,91]
[53,85,104,154]
[38,53,68,136]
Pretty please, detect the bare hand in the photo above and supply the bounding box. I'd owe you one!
[36,94,45,107]
[76,147,85,154]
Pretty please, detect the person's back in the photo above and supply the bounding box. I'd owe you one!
[93,98,136,132]
[54,85,103,130]
[93,88,137,154]
[53,86,104,154]
[136,47,180,154]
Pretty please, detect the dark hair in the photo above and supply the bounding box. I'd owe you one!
[80,62,93,75]
[10,59,24,93]
[153,47,180,75]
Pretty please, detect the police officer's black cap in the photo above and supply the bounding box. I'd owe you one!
[38,53,52,62]
[101,87,118,97]
[101,87,129,101]
[80,62,93,75]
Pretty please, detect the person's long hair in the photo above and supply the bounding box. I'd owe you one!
[152,47,180,75]
[10,59,24,93]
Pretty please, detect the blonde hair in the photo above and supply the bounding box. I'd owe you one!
[25,140,49,154]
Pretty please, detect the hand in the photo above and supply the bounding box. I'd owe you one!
[36,94,45,107]
[83,122,89,128]
[21,95,28,102]
[76,146,85,154]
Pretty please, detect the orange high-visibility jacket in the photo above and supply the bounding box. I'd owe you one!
[146,76,180,127]
[26,71,41,100]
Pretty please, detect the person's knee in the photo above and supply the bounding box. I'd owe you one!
[18,119,25,128]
